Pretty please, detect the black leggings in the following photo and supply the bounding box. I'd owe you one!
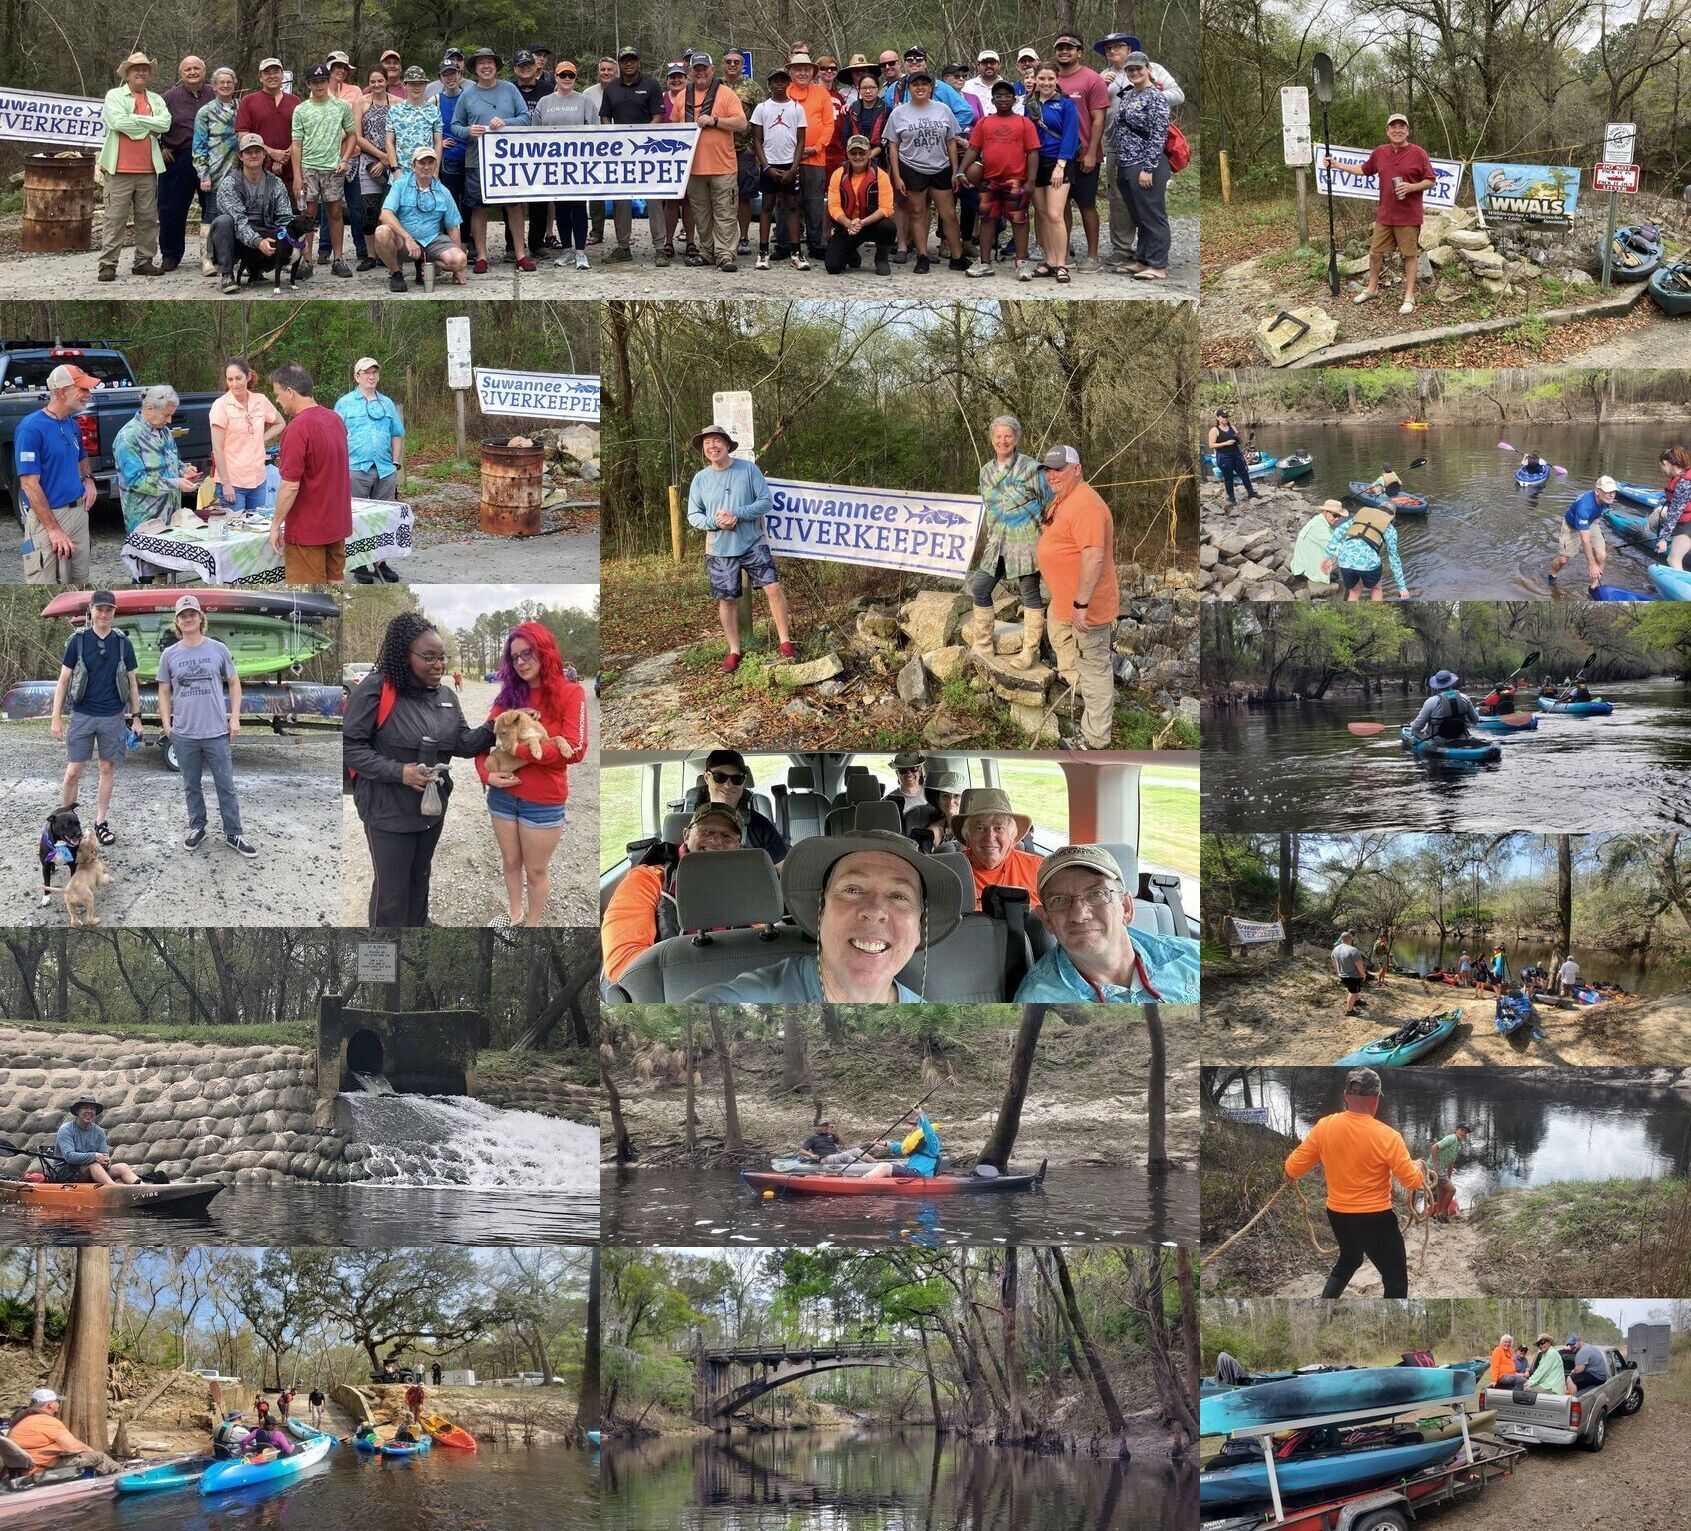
[968,559,1044,610]
[1322,1208,1408,1298]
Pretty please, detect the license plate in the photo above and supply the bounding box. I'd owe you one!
[1496,1424,1536,1439]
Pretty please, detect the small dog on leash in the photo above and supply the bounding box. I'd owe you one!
[38,804,82,908]
[44,842,111,926]
[239,215,313,291]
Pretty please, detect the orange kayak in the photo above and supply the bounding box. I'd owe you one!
[0,1179,222,1212]
[419,1410,477,1451]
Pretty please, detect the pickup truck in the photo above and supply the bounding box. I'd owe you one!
[1482,1345,1643,1451]
[0,339,217,514]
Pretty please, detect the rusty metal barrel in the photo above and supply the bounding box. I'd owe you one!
[21,154,96,253]
[479,438,544,536]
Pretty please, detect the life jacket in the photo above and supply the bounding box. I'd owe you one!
[67,625,138,707]
[1429,688,1471,739]
[836,166,882,221]
[1378,472,1403,493]
[841,102,887,153]
[1344,505,1395,551]
[681,76,725,124]
[1667,469,1691,530]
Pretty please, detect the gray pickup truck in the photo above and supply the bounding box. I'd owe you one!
[1482,1345,1642,1451]
[0,339,217,513]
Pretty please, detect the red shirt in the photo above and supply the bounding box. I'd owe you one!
[1357,141,1435,227]
[474,680,588,805]
[969,113,1040,184]
[235,89,300,184]
[1058,65,1108,160]
[276,404,353,547]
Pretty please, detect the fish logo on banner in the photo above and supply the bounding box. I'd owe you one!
[0,86,104,149]
[474,369,601,422]
[1472,162,1581,225]
[765,479,985,580]
[1313,144,1464,212]
[480,125,701,204]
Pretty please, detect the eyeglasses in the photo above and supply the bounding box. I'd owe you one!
[1044,885,1120,914]
[709,770,746,786]
[509,646,536,662]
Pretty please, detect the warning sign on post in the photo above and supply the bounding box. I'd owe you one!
[1593,162,1640,194]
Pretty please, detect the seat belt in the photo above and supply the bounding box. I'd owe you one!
[982,885,1033,995]
[1143,872,1190,939]
[771,782,791,839]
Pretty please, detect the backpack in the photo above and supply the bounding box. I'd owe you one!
[1164,121,1190,173]
[67,626,136,706]
[344,677,399,785]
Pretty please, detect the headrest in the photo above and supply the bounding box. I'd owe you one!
[853,799,902,834]
[787,765,816,790]
[844,764,871,777]
[1095,842,1139,884]
[661,812,689,845]
[932,851,976,913]
[673,848,783,930]
[844,775,883,804]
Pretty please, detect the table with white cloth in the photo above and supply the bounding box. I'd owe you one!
[121,500,414,585]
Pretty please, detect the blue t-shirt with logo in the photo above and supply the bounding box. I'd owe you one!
[1564,491,1605,531]
[13,408,86,518]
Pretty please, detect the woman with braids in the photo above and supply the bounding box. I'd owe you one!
[343,611,498,926]
[473,622,588,926]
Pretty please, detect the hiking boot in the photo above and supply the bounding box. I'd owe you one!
[389,271,408,292]
[157,257,180,273]
[607,245,633,263]
[913,254,931,274]
[356,256,382,271]
[874,254,891,275]
[201,257,217,277]
[184,826,207,850]
[97,267,116,282]
[718,259,738,273]
[292,260,313,282]
[331,259,353,277]
[131,260,161,276]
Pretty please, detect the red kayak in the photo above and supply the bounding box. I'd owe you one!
[39,588,340,620]
[741,1162,1046,1196]
[0,1179,222,1213]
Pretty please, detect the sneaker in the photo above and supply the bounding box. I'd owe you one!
[473,257,488,274]
[779,641,797,659]
[97,268,116,282]
[756,252,770,270]
[516,256,537,272]
[331,259,353,278]
[790,251,810,270]
[874,254,891,275]
[356,256,382,271]
[576,252,590,270]
[226,834,258,859]
[655,248,672,268]
[607,245,633,263]
[892,247,909,264]
[948,255,970,272]
[966,260,994,278]
[1016,261,1032,282]
[221,276,241,294]
[913,254,931,274]
[388,272,407,292]
[722,651,742,673]
[131,260,161,276]
[183,826,207,850]
[157,257,180,273]
[201,257,217,277]
[737,236,751,255]
[718,259,738,273]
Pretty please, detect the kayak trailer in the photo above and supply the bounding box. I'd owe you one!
[1203,1391,1522,1531]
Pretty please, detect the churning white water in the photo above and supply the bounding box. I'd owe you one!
[339,1094,597,1192]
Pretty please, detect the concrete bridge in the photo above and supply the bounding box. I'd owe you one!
[696,1341,919,1421]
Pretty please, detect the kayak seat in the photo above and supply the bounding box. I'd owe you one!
[0,1437,34,1475]
[609,848,812,1003]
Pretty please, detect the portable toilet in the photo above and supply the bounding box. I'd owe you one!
[1626,1322,1671,1374]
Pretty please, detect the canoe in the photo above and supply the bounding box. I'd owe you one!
[1200,1365,1479,1437]
[1495,993,1534,1036]
[1604,225,1661,282]
[1348,481,1429,515]
[1203,451,1279,482]
[0,1179,222,1213]
[420,1410,477,1451]
[1647,564,1691,601]
[1473,713,1537,731]
[0,1471,119,1520]
[1613,483,1666,511]
[741,1162,1046,1197]
[1,678,347,722]
[116,1455,212,1493]
[1278,451,1315,484]
[1335,1009,1461,1068]
[1515,464,1551,489]
[1399,726,1501,763]
[1201,1435,1464,1509]
[199,1431,331,1493]
[1649,261,1691,316]
[40,589,341,621]
[1535,696,1614,715]
[378,1435,431,1458]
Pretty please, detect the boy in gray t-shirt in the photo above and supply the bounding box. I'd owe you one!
[156,596,256,857]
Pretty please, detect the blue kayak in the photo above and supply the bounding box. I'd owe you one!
[1605,225,1662,282]
[1349,480,1429,515]
[116,1456,212,1494]
[1603,506,1656,548]
[1203,450,1279,482]
[1614,482,1666,511]
[1201,1435,1464,1509]
[586,1429,602,1446]
[1473,712,1537,732]
[378,1435,431,1458]
[1399,726,1501,763]
[200,1432,331,1494]
[1648,564,1691,601]
[1515,463,1551,489]
[1336,1009,1461,1067]
[1591,585,1657,602]
[1200,1365,1479,1437]
[1496,992,1534,1035]
[1536,695,1614,715]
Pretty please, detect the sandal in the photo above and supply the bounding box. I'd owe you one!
[1054,266,1070,283]
[1131,268,1168,281]
[94,822,115,847]
[1031,262,1055,279]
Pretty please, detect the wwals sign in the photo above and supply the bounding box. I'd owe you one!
[0,86,103,149]
[475,369,601,422]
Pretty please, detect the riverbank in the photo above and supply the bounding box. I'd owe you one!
[1199,482,1343,600]
[1201,950,1691,1066]
[1472,1177,1691,1297]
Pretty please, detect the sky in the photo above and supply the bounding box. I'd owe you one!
[1589,1299,1685,1332]
[416,584,596,629]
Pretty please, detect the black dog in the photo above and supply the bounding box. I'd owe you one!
[238,215,313,291]
[39,804,82,906]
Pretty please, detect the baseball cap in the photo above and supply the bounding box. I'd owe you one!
[402,66,427,83]
[513,49,536,65]
[305,63,330,82]
[380,48,401,61]
[1016,47,1040,61]
[617,45,641,60]
[438,57,461,73]
[46,363,101,390]
[688,802,742,835]
[353,356,380,374]
[1055,34,1084,48]
[907,68,934,83]
[325,50,351,67]
[1596,474,1618,492]
[1387,112,1408,126]
[903,46,927,59]
[29,1389,59,1405]
[1344,1067,1383,1096]
[978,49,1001,61]
[173,593,204,616]
[258,57,283,71]
[692,51,714,66]
[1036,844,1127,897]
[90,589,118,610]
[703,748,750,776]
[665,61,686,77]
[768,67,791,82]
[236,132,266,151]
[1042,444,1081,469]
[846,133,871,151]
[410,144,438,163]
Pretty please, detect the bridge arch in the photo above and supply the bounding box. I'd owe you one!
[696,1343,925,1421]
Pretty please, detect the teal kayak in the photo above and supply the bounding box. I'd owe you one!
[1536,696,1614,715]
[200,1432,331,1494]
[1200,1364,1479,1437]
[586,1429,602,1446]
[1473,713,1537,732]
[1399,726,1501,763]
[1603,505,1656,548]
[1648,564,1691,601]
[116,1456,212,1493]
[378,1435,431,1458]
[1348,480,1429,514]
[1336,1009,1461,1067]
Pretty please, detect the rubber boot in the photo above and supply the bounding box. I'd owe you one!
[966,604,996,656]
[1007,607,1045,670]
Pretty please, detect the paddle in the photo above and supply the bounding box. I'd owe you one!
[1497,441,1515,451]
[1347,722,1390,736]
[1409,457,1429,469]
[1312,53,1339,295]
[835,1086,942,1173]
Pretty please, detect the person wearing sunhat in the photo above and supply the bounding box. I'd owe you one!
[905,768,966,852]
[1406,670,1483,747]
[784,50,836,261]
[55,1097,141,1186]
[1526,1333,1566,1393]
[685,423,796,673]
[951,786,1044,904]
[52,590,141,853]
[451,47,534,272]
[1016,845,1200,1002]
[1037,444,1119,751]
[1290,499,1346,585]
[683,828,965,1002]
[1321,112,1435,316]
[98,52,171,281]
[5,1387,123,1475]
[1282,1067,1432,1298]
[887,752,928,810]
[13,362,100,583]
[699,749,788,865]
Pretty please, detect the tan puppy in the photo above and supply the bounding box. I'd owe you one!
[487,708,549,774]
[46,844,112,926]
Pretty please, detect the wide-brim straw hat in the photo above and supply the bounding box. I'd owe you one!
[948,786,1031,843]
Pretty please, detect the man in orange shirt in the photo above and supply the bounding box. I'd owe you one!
[601,803,743,985]
[677,53,747,272]
[1283,1066,1432,1298]
[949,787,1043,905]
[784,50,837,262]
[1037,444,1119,749]
[7,1389,123,1476]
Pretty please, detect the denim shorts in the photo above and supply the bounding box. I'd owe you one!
[706,541,781,600]
[486,785,567,828]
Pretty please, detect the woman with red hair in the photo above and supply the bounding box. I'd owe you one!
[475,621,587,925]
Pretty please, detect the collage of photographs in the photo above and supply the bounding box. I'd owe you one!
[0,0,1684,1528]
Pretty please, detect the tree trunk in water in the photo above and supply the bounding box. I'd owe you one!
[1557,836,1573,961]
[1176,1247,1201,1422]
[1051,1247,1126,1434]
[1126,1248,1199,1444]
[684,1010,697,1152]
[604,1068,635,1161]
[918,1323,944,1429]
[576,1250,602,1432]
[978,1003,1048,1168]
[1145,1004,1168,1170]
[46,1246,112,1453]
[31,1250,47,1359]
[1278,833,1296,955]
[1002,1248,1026,1441]
[709,1007,742,1154]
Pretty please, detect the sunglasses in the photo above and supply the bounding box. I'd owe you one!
[709,770,746,786]
[556,70,576,78]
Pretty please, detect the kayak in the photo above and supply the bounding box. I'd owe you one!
[200,1431,331,1493]
[1603,506,1657,549]
[1590,585,1656,602]
[1495,992,1534,1036]
[0,1471,119,1520]
[741,1162,1047,1197]
[1200,1364,1480,1437]
[1399,726,1502,763]
[419,1410,477,1451]
[40,589,341,621]
[1203,451,1279,482]
[1201,1435,1464,1509]
[1349,481,1429,515]
[1335,1009,1461,1068]
[0,1179,222,1213]
[1535,696,1614,715]
[378,1435,431,1458]
[1515,463,1551,489]
[1650,261,1691,316]
[116,1456,212,1493]
[1278,450,1315,484]
[586,1430,602,1446]
[1647,564,1691,601]
[1419,970,1466,986]
[1604,224,1662,282]
[1473,712,1537,731]
[1613,482,1666,511]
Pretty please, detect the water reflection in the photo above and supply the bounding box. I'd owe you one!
[1386,933,1681,996]
[601,1429,1194,1531]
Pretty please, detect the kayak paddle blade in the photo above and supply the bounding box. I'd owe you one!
[1497,441,1514,451]
[1347,722,1388,736]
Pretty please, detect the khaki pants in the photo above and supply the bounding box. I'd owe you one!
[100,171,159,272]
[57,1449,124,1475]
[687,173,738,266]
[284,540,347,583]
[22,501,90,584]
[1106,152,1134,260]
[1049,618,1115,749]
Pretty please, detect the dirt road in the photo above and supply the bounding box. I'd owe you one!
[0,719,341,926]
[1276,1213,1486,1298]
[339,681,598,928]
